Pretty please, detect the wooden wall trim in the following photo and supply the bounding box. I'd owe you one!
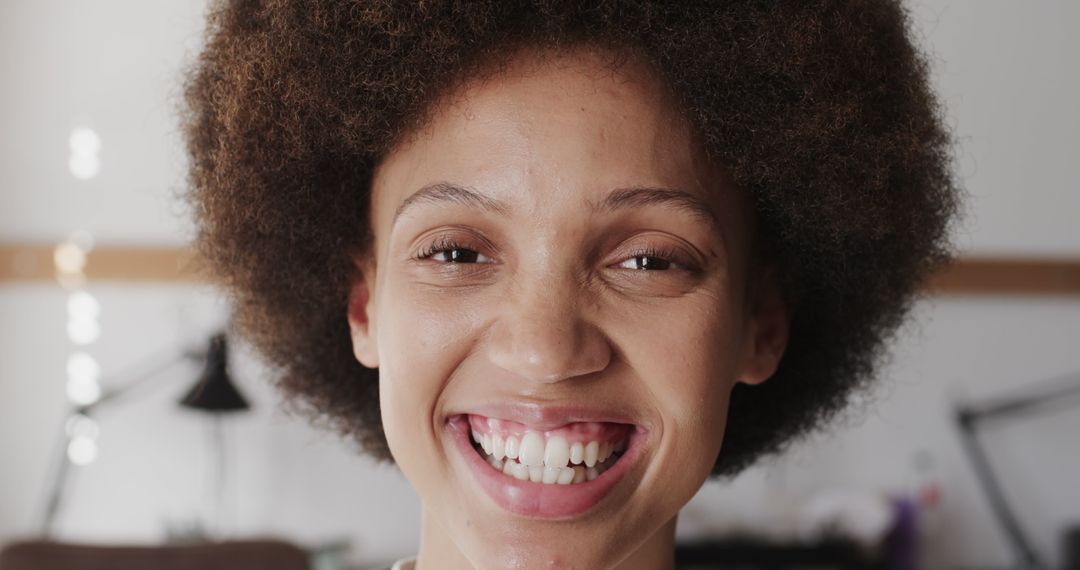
[2,243,1079,296]
[926,257,1080,296]
[0,243,203,284]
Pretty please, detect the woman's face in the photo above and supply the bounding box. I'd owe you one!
[348,48,787,569]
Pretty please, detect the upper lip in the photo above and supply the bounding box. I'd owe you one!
[449,400,644,432]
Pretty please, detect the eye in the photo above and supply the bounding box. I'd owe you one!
[617,255,672,271]
[416,237,494,264]
[614,246,692,272]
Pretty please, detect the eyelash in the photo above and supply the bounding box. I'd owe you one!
[621,246,689,271]
[415,237,694,272]
[416,237,492,264]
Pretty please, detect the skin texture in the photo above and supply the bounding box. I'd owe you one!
[346,48,788,570]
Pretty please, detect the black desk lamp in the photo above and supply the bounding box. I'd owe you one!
[178,332,249,537]
[180,333,249,413]
[40,332,250,537]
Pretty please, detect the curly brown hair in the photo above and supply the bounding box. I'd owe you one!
[181,0,958,477]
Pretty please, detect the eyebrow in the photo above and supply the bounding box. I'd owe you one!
[392,181,718,228]
[393,182,511,223]
[596,186,718,227]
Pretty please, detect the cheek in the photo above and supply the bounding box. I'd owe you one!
[632,302,741,460]
[375,285,481,451]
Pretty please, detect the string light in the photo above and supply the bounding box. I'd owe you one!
[67,436,99,466]
[66,413,100,467]
[53,242,87,275]
[67,291,100,320]
[68,127,102,180]
[67,309,101,345]
[65,413,100,439]
[58,223,102,465]
[66,352,102,406]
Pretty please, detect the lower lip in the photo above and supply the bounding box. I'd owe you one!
[446,415,645,520]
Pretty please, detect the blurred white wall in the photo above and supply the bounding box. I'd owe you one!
[1,1,1078,568]
[0,1,423,566]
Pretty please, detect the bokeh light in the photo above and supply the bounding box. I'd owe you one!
[67,435,99,466]
[67,316,101,345]
[68,127,102,180]
[67,291,100,321]
[66,352,102,406]
[64,413,100,440]
[53,242,86,275]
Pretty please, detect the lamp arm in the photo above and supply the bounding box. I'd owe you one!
[960,371,1080,423]
[952,370,1080,570]
[39,344,203,536]
[80,347,204,414]
[954,411,1047,570]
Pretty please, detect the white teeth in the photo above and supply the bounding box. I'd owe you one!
[474,427,631,485]
[504,435,519,460]
[511,462,530,481]
[518,432,545,467]
[489,456,589,485]
[569,442,584,465]
[584,441,599,468]
[543,436,570,468]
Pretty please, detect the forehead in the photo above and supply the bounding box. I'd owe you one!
[370,46,742,242]
[442,47,686,152]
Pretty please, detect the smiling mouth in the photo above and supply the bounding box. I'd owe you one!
[465,414,632,485]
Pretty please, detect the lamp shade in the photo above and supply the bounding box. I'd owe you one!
[179,333,249,413]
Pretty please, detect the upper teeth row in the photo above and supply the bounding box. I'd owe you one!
[471,430,623,468]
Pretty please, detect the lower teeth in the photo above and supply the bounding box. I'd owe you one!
[475,444,621,484]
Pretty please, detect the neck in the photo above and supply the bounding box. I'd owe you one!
[414,510,677,570]
[614,516,677,570]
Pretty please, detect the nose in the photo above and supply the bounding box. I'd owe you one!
[486,271,612,384]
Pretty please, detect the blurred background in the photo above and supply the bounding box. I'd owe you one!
[1,1,1077,569]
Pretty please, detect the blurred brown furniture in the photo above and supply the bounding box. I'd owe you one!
[0,539,309,570]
